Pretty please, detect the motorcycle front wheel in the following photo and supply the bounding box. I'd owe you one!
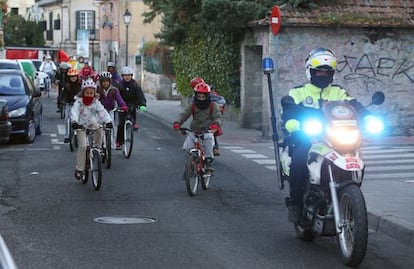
[337,184,368,267]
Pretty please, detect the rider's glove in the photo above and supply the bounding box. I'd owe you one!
[209,123,223,136]
[71,122,83,130]
[173,123,180,130]
[139,106,147,112]
[120,106,128,112]
[105,122,113,129]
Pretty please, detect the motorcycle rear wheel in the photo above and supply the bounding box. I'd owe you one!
[337,184,368,267]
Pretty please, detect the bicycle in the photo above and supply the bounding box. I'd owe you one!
[78,126,103,191]
[179,127,213,196]
[101,125,112,169]
[69,120,78,152]
[117,108,134,159]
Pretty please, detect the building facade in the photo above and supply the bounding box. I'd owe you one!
[240,1,414,137]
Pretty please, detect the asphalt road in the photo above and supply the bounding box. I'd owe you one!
[0,94,412,269]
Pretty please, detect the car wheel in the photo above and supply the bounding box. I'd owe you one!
[25,119,36,144]
[35,111,42,136]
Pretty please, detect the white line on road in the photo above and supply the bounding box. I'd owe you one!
[242,154,268,159]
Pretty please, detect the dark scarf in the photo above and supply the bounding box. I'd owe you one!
[194,97,211,110]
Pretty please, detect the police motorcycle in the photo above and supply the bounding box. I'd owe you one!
[279,91,385,267]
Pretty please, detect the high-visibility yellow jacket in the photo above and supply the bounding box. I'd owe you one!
[282,83,358,133]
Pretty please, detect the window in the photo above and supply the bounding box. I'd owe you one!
[76,10,95,31]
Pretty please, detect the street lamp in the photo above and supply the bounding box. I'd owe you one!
[90,30,96,69]
[123,9,132,66]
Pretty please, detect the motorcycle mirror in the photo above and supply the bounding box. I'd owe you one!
[281,95,295,107]
[371,91,385,106]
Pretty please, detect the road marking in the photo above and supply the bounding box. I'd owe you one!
[230,149,256,154]
[242,154,268,159]
[253,159,276,165]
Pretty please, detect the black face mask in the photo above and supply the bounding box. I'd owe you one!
[310,69,334,89]
[194,97,211,110]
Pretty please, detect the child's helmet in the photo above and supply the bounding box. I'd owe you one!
[99,71,112,81]
[107,62,116,68]
[67,68,79,76]
[81,79,96,90]
[193,82,211,93]
[190,77,204,89]
[120,66,133,75]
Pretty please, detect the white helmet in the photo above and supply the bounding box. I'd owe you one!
[81,79,97,90]
[305,48,337,81]
[121,66,133,75]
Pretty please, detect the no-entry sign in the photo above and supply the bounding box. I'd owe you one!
[270,5,281,35]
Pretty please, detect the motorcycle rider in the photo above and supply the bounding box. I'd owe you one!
[281,48,370,223]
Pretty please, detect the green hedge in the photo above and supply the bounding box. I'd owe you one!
[173,30,240,107]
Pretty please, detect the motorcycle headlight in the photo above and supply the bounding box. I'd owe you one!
[302,119,323,136]
[364,115,384,134]
[327,127,360,145]
[9,107,26,117]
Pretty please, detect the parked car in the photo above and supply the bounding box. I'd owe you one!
[0,69,42,143]
[0,99,12,144]
[0,59,21,71]
[17,59,37,81]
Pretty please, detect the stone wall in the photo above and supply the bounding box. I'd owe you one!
[140,71,180,101]
[242,26,414,136]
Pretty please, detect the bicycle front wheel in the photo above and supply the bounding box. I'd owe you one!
[90,149,102,190]
[69,124,75,152]
[184,153,199,196]
[60,105,65,119]
[123,121,134,158]
[103,130,112,168]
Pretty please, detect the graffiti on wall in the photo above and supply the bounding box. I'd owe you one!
[337,54,414,83]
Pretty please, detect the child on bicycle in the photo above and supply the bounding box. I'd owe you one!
[62,68,82,143]
[173,82,223,173]
[70,79,113,180]
[97,71,128,114]
[116,66,147,149]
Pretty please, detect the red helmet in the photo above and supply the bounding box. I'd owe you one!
[190,77,205,89]
[193,82,211,93]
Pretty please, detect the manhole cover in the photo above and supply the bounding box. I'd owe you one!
[93,216,158,224]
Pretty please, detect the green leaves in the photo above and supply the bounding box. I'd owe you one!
[4,15,45,46]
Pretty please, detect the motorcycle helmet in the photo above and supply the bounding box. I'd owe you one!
[99,71,112,81]
[193,82,211,94]
[67,68,79,76]
[81,79,96,90]
[190,77,205,89]
[305,48,337,88]
[121,66,133,75]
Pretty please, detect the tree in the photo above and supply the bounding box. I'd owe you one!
[4,14,45,46]
[142,0,323,105]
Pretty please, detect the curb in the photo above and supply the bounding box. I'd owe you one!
[368,212,413,247]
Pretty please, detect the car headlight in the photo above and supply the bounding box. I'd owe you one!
[364,115,384,134]
[9,107,26,117]
[302,119,323,136]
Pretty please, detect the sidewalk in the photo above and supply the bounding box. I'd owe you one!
[145,94,414,247]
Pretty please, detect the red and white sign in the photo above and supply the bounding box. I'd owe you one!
[270,5,281,35]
